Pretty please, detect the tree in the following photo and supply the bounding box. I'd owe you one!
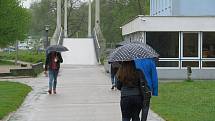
[0,0,31,47]
[29,0,56,37]
[98,0,150,48]
[29,0,87,38]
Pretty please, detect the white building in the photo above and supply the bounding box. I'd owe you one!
[121,0,215,79]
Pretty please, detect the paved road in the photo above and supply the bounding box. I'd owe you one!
[5,65,164,121]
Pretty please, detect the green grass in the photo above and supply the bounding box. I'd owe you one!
[151,81,215,121]
[0,60,14,65]
[0,81,32,120]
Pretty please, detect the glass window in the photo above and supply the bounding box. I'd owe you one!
[202,32,215,58]
[182,61,199,67]
[202,61,215,67]
[158,61,179,67]
[146,32,179,58]
[183,33,198,57]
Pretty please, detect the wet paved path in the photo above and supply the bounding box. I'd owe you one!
[3,65,164,121]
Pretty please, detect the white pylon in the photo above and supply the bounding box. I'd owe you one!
[88,0,92,37]
[57,0,61,32]
[64,0,68,38]
[51,0,61,45]
[95,0,100,29]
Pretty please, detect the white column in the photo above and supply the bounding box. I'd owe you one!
[57,0,61,31]
[64,0,68,37]
[51,0,61,45]
[88,0,92,37]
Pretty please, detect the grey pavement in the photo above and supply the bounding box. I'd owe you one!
[4,65,165,121]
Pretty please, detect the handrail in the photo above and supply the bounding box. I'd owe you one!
[93,28,100,48]
[93,27,102,63]
[57,27,63,45]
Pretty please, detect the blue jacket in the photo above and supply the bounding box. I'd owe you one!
[135,58,158,96]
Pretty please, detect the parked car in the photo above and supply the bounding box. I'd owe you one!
[3,47,16,52]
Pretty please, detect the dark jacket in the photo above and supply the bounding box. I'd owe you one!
[116,72,142,97]
[45,52,63,71]
[110,62,120,76]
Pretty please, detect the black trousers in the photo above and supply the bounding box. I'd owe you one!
[141,98,150,121]
[120,95,143,121]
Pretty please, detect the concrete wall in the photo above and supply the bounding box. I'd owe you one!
[62,38,98,65]
[104,62,215,80]
[150,0,215,16]
[122,16,215,35]
[174,0,215,16]
[157,69,215,80]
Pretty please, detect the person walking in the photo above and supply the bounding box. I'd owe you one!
[116,61,147,121]
[44,51,63,94]
[110,62,120,90]
[135,58,158,121]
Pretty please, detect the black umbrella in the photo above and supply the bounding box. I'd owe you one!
[46,45,69,52]
[108,43,159,62]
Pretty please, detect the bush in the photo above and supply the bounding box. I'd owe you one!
[0,51,45,63]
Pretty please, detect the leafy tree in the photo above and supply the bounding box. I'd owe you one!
[29,0,56,37]
[0,0,31,47]
[99,0,150,48]
[29,0,88,38]
[28,0,150,46]
[67,0,89,37]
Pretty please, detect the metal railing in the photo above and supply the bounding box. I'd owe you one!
[57,27,64,45]
[93,28,101,63]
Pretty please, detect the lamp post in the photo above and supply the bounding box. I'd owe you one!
[45,25,49,48]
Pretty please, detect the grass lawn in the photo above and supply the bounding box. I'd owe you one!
[0,81,32,120]
[0,60,14,65]
[151,81,215,121]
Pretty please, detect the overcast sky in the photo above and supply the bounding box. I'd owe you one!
[22,0,88,8]
[22,0,40,8]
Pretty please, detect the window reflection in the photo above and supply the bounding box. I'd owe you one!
[182,61,199,67]
[183,33,198,57]
[158,61,178,67]
[202,32,215,58]
[146,32,179,58]
[202,61,215,67]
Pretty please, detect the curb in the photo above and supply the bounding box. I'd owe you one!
[1,112,14,121]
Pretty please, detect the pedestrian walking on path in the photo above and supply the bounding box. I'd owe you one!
[108,42,159,121]
[135,58,158,121]
[44,51,63,94]
[110,61,120,90]
[116,61,147,121]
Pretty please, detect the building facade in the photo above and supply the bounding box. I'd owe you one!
[122,0,215,80]
[150,0,215,16]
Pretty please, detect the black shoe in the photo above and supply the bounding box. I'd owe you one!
[111,86,114,90]
[48,90,52,94]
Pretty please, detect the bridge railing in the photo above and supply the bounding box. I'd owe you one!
[93,28,101,63]
[51,26,64,45]
[57,27,64,45]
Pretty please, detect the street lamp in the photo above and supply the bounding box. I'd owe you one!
[45,25,50,48]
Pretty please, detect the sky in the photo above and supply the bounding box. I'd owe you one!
[22,0,40,8]
[22,0,88,8]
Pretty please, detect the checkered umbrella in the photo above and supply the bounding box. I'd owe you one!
[108,43,159,62]
[116,40,159,57]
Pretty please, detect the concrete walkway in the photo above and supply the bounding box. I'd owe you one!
[6,65,164,121]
